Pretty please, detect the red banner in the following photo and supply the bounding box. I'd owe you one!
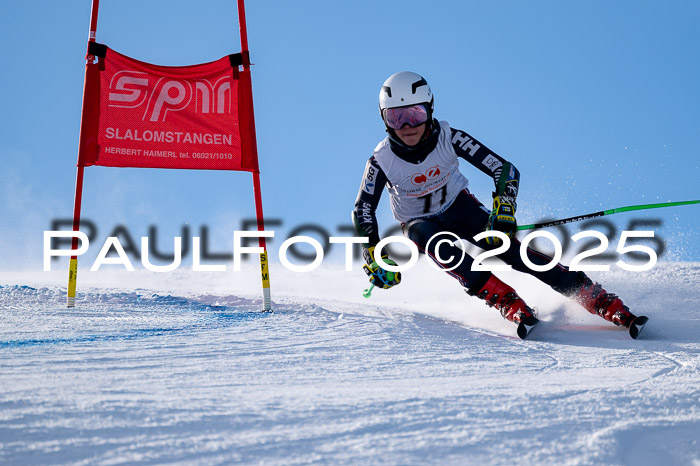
[78,45,258,172]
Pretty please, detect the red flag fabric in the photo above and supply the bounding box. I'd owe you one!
[78,45,258,172]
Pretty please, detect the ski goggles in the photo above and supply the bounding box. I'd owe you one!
[383,104,429,130]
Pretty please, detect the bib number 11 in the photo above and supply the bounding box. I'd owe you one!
[418,185,448,214]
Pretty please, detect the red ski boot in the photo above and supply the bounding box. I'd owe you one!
[574,276,648,339]
[473,275,539,339]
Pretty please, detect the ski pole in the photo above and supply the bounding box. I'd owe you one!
[362,283,375,298]
[517,200,699,231]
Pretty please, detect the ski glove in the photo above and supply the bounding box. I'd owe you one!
[362,246,401,289]
[484,196,517,246]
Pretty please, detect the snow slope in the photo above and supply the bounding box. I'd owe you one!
[0,262,698,465]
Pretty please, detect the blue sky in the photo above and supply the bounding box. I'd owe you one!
[1,0,699,271]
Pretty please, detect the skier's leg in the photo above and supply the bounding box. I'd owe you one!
[438,190,638,329]
[483,228,639,326]
[500,238,581,293]
[406,217,535,325]
[405,216,488,291]
[565,272,639,328]
[440,191,584,293]
[441,195,578,292]
[492,236,640,326]
[406,193,537,326]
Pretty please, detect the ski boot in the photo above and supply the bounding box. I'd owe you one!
[471,275,539,339]
[573,275,648,339]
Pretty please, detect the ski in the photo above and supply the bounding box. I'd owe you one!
[517,315,540,339]
[515,315,647,340]
[628,315,649,340]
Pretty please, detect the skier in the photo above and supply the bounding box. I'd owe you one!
[352,71,647,339]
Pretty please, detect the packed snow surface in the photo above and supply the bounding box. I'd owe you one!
[1,262,698,464]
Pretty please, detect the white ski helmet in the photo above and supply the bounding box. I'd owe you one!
[379,71,434,124]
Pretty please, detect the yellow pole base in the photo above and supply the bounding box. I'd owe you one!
[67,258,78,308]
[259,251,271,311]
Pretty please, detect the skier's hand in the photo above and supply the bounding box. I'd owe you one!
[362,246,401,289]
[484,196,517,246]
